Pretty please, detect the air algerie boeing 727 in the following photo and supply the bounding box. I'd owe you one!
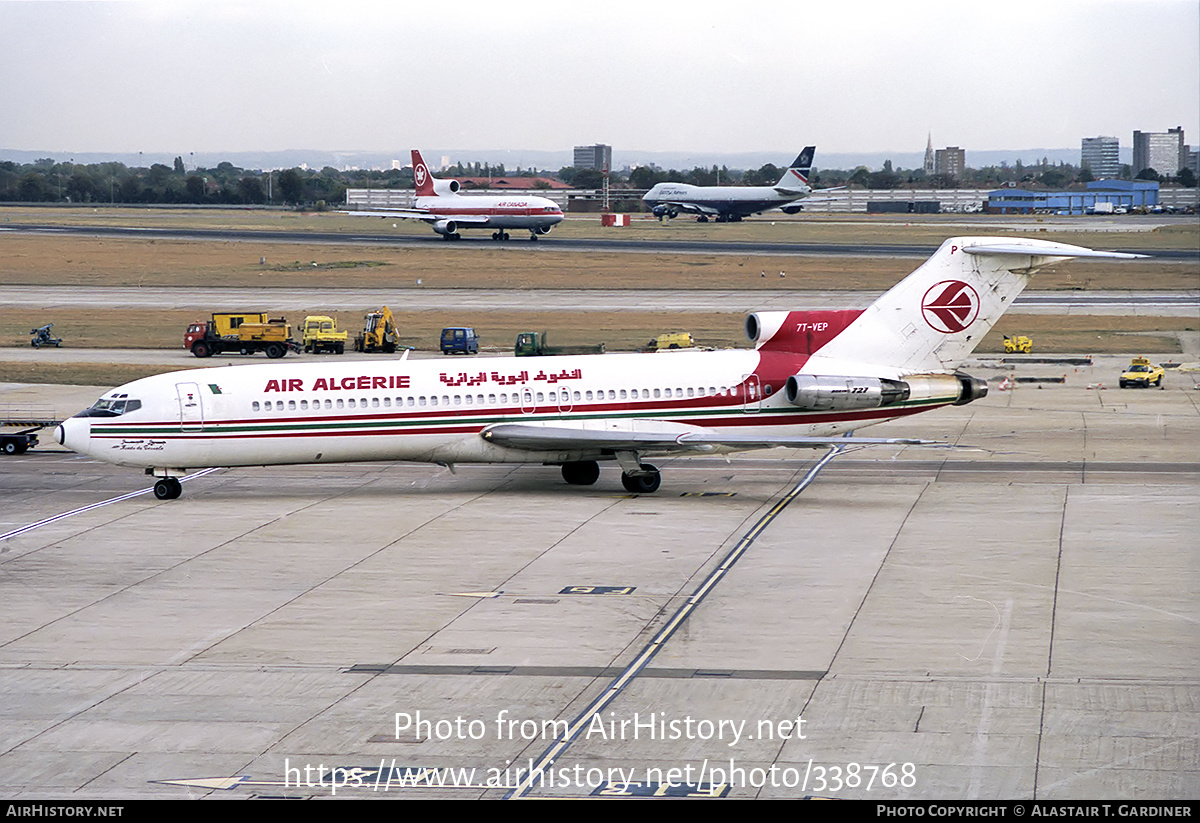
[57,238,1142,500]
[347,149,564,241]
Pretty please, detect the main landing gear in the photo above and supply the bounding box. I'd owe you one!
[561,461,600,486]
[559,459,662,493]
[491,230,510,241]
[620,463,661,494]
[153,477,182,500]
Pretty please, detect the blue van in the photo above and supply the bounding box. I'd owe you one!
[440,327,479,355]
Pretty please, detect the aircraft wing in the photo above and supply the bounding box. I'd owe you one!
[344,209,492,225]
[480,422,935,453]
[657,201,723,217]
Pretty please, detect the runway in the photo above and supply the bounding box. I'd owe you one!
[2,285,1196,315]
[2,221,1197,260]
[0,377,1196,799]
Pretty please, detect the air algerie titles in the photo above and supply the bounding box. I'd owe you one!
[264,375,412,393]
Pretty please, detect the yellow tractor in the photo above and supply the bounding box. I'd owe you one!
[354,306,401,353]
[1003,335,1033,354]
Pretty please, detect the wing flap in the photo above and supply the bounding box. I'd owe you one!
[480,422,936,453]
[343,209,491,225]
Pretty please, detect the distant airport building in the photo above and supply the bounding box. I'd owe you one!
[1133,127,1185,176]
[573,144,612,172]
[1081,137,1120,179]
[934,147,966,180]
[986,180,1159,215]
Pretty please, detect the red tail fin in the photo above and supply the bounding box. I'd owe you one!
[411,149,435,197]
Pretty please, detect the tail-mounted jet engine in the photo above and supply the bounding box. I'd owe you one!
[784,373,987,411]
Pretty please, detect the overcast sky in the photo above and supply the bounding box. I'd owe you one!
[3,0,1198,159]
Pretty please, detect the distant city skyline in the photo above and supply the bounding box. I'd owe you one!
[2,1,1196,158]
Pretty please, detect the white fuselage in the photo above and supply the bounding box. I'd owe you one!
[416,192,564,231]
[56,349,939,472]
[642,183,808,218]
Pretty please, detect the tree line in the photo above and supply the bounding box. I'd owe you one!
[2,155,1193,206]
[0,157,412,206]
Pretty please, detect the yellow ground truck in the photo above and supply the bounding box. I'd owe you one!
[646,332,696,351]
[302,315,348,354]
[184,313,302,358]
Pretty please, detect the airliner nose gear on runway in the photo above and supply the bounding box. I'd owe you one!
[59,239,1144,499]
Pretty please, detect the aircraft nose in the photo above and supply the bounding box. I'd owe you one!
[56,417,89,453]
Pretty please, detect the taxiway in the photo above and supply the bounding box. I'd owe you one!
[1,370,1196,799]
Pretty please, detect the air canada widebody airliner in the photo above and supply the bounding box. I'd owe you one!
[57,238,1141,500]
[347,149,564,241]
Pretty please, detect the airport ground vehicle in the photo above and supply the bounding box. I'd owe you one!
[30,324,62,348]
[302,316,348,354]
[441,327,479,355]
[1003,335,1033,354]
[354,307,401,353]
[0,404,56,455]
[185,313,301,359]
[1119,357,1164,388]
[1,428,39,455]
[647,332,696,350]
[515,331,605,357]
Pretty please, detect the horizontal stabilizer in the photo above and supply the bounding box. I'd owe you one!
[961,242,1147,260]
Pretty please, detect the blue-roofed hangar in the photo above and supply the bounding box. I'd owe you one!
[986,180,1159,214]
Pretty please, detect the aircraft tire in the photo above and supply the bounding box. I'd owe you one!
[153,478,182,500]
[620,464,661,494]
[561,461,600,486]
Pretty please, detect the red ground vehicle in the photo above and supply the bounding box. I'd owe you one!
[184,313,301,359]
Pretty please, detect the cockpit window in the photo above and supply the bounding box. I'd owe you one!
[75,395,142,417]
